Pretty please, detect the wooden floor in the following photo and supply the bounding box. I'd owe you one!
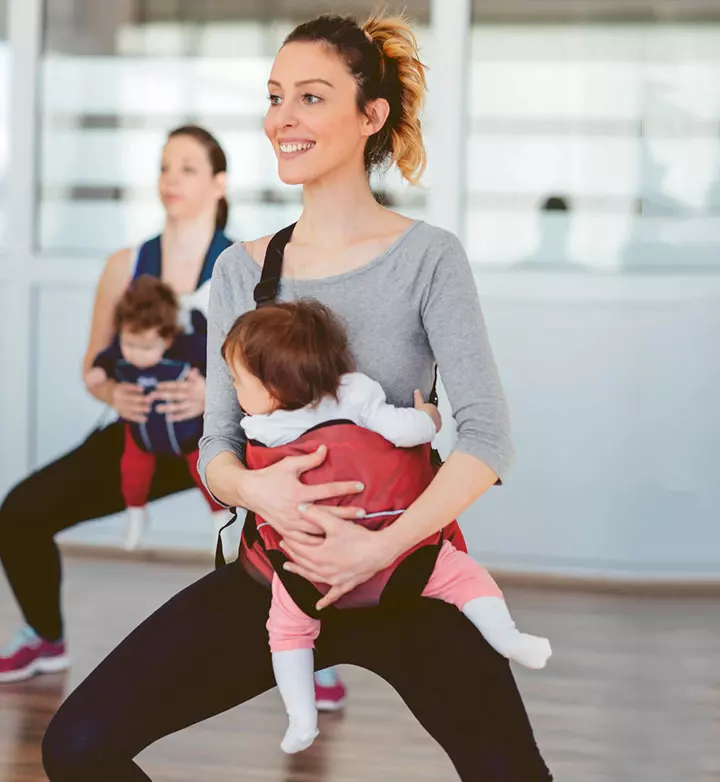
[1,556,719,782]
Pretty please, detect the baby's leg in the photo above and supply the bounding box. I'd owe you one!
[119,426,155,549]
[268,575,321,753]
[422,542,551,669]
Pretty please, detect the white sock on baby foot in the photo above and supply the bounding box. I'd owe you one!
[272,648,319,754]
[281,720,320,754]
[461,596,552,670]
[125,507,148,551]
[510,634,552,670]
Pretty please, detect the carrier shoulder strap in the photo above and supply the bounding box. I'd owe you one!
[253,223,296,307]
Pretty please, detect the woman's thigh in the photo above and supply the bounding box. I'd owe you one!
[0,422,196,539]
[45,561,276,760]
[318,597,552,782]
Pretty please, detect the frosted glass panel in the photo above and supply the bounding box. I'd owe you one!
[39,1,430,254]
[465,24,720,270]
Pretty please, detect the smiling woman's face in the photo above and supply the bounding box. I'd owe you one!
[264,41,376,186]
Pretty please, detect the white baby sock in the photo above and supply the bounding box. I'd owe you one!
[124,507,149,551]
[462,596,552,669]
[272,648,319,753]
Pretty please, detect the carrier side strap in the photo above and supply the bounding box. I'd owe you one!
[429,364,439,406]
[253,222,296,307]
[215,509,240,569]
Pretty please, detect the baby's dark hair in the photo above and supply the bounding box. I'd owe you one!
[221,300,354,411]
[114,275,181,340]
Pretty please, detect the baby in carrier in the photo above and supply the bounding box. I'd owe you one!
[86,275,224,549]
[221,300,551,754]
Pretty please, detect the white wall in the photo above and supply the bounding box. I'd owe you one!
[460,272,720,580]
[0,281,31,497]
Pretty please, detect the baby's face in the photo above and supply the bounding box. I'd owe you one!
[119,327,170,369]
[229,359,277,416]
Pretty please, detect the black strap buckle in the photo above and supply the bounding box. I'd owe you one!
[253,278,280,307]
[253,222,296,308]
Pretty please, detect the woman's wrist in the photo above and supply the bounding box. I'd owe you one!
[375,522,412,568]
[88,378,116,406]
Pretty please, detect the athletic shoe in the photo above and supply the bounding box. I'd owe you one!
[0,626,70,683]
[314,667,347,711]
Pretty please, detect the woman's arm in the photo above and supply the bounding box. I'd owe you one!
[197,257,251,501]
[81,248,133,405]
[421,231,515,477]
[376,230,513,556]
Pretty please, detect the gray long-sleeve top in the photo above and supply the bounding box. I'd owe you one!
[198,221,514,487]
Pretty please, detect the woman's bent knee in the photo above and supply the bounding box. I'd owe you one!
[43,710,108,780]
[0,480,34,535]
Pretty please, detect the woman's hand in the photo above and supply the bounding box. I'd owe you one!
[156,368,206,421]
[84,367,108,390]
[280,504,399,610]
[242,444,366,544]
[110,382,153,423]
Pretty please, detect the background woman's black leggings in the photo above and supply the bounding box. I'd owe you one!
[0,422,196,642]
[42,557,552,781]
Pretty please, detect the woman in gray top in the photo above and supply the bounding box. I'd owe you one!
[42,12,552,781]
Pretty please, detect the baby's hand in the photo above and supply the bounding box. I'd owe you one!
[413,390,442,433]
[84,367,108,389]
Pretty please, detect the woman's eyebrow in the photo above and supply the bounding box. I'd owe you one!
[267,78,334,88]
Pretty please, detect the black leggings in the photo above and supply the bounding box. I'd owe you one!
[0,422,196,641]
[42,557,552,781]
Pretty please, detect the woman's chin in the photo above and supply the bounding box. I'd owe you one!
[276,158,329,187]
[277,167,309,186]
[163,202,195,221]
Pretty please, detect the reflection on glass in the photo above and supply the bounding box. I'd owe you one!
[465,3,720,270]
[39,0,429,254]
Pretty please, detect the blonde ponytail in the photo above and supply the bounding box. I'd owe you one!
[362,15,427,184]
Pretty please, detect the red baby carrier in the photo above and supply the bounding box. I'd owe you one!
[215,224,467,618]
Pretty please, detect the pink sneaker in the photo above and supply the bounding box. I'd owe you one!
[0,626,70,683]
[314,668,347,712]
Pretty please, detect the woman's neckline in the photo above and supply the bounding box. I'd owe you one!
[239,220,423,285]
[158,228,223,294]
